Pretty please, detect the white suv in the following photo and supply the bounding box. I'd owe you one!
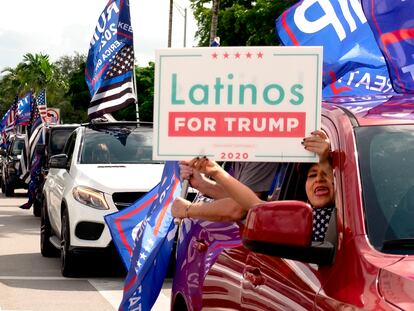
[41,121,164,277]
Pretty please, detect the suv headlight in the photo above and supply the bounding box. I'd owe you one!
[72,186,109,210]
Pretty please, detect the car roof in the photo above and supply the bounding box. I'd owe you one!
[323,93,414,126]
[49,124,80,128]
[83,120,153,131]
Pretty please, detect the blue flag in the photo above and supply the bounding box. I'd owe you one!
[275,0,394,97]
[119,161,182,311]
[361,0,414,93]
[85,0,136,118]
[105,183,160,269]
[15,92,32,127]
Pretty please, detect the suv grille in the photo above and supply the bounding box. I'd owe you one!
[112,192,147,210]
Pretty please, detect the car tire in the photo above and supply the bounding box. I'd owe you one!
[0,177,4,193]
[61,209,78,277]
[4,181,14,197]
[33,198,41,217]
[40,198,59,257]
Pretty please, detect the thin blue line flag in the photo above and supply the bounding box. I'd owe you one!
[85,0,136,119]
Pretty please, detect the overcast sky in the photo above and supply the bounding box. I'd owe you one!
[0,0,197,72]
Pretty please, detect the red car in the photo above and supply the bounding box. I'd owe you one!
[172,94,414,311]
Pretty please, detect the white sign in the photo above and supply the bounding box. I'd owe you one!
[46,108,60,124]
[153,46,322,162]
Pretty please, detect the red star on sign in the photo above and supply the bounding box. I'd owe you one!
[257,52,263,58]
[212,53,218,59]
[246,52,252,59]
[235,52,241,59]
[223,52,229,59]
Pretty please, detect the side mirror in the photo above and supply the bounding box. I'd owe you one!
[49,154,69,169]
[242,201,336,266]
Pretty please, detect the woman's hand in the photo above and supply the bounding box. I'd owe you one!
[171,197,190,219]
[179,162,205,190]
[187,157,223,179]
[302,130,331,163]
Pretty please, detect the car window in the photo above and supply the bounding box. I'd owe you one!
[11,138,25,156]
[268,163,289,201]
[278,162,308,202]
[49,128,75,156]
[356,125,414,252]
[80,126,159,164]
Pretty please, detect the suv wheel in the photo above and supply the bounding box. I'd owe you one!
[33,198,41,217]
[0,177,4,193]
[40,198,59,257]
[61,209,78,277]
[4,181,14,197]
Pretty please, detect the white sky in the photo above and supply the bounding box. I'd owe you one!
[0,0,198,72]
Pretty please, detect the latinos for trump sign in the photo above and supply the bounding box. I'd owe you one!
[153,47,322,162]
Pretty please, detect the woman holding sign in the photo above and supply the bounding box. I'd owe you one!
[172,130,335,242]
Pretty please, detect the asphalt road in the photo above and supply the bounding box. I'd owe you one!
[0,190,171,311]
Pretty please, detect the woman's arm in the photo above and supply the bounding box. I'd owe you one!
[172,196,247,221]
[186,158,264,212]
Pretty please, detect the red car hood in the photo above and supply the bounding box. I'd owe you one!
[379,257,414,310]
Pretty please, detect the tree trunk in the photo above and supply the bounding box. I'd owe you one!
[209,0,220,44]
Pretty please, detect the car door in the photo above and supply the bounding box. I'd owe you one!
[199,163,292,310]
[240,163,321,311]
[239,120,343,311]
[48,131,77,232]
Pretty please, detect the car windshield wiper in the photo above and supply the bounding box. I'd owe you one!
[382,238,414,251]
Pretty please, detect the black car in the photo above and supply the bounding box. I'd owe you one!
[1,134,27,197]
[32,124,79,216]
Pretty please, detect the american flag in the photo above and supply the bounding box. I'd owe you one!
[88,45,136,118]
[36,89,48,124]
[5,95,18,131]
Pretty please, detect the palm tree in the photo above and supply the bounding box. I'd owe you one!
[18,53,56,93]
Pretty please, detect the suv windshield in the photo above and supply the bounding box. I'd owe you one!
[80,125,159,164]
[356,125,414,253]
[11,138,25,156]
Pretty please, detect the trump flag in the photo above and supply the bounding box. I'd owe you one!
[119,161,181,311]
[362,0,414,93]
[105,183,160,269]
[15,92,32,127]
[85,0,136,119]
[275,0,394,97]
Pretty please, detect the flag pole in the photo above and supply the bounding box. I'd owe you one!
[133,59,140,123]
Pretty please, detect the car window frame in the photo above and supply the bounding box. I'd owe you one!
[62,130,78,168]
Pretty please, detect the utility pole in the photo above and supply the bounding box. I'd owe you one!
[174,2,188,47]
[168,0,173,47]
[210,0,220,44]
[184,7,187,47]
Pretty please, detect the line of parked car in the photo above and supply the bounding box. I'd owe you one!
[1,120,165,278]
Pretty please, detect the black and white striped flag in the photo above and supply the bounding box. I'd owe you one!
[88,45,136,118]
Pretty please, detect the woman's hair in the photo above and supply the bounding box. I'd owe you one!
[296,162,313,178]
